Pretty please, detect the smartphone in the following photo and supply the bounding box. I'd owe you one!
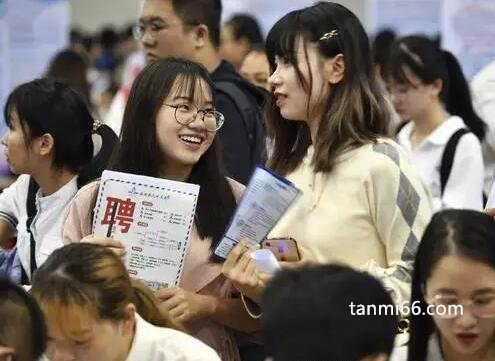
[261,238,300,262]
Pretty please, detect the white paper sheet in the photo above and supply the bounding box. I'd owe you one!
[214,166,300,259]
[93,171,199,290]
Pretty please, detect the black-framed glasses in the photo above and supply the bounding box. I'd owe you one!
[164,104,224,132]
[133,20,200,40]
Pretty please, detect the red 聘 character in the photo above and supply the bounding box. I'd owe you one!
[101,197,136,233]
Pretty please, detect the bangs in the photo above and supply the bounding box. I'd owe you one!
[3,87,23,128]
[266,10,303,69]
[3,98,14,127]
[171,73,213,105]
[39,299,98,342]
[32,273,100,335]
[387,46,425,86]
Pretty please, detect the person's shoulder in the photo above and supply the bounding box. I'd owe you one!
[151,326,221,361]
[457,131,482,150]
[0,174,31,205]
[342,139,423,187]
[227,177,245,192]
[350,139,407,170]
[438,115,481,150]
[472,60,495,87]
[396,121,413,143]
[13,174,31,189]
[72,180,101,204]
[3,174,32,198]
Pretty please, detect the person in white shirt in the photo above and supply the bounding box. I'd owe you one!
[31,243,221,361]
[0,79,115,282]
[394,210,495,361]
[387,36,486,211]
[472,60,495,195]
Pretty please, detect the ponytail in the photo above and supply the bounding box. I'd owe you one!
[76,122,119,188]
[442,50,486,141]
[387,36,486,141]
[131,280,185,332]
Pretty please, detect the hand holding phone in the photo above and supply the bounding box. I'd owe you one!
[261,238,300,262]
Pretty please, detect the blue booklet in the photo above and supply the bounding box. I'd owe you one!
[214,165,301,259]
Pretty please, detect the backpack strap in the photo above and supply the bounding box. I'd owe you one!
[24,177,40,283]
[440,128,469,195]
[214,81,265,166]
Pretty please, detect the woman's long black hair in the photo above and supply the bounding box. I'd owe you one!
[111,58,236,260]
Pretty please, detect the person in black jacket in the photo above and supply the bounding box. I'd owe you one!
[133,0,266,184]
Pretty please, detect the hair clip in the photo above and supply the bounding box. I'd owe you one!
[319,30,339,41]
[399,43,423,66]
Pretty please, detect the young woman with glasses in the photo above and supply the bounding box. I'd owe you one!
[401,209,495,361]
[62,58,259,361]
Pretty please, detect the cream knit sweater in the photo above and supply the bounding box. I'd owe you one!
[269,139,433,306]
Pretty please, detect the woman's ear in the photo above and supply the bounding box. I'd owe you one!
[37,133,55,157]
[430,78,443,98]
[121,303,136,336]
[324,54,345,85]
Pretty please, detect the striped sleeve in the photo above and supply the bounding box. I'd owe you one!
[0,176,25,229]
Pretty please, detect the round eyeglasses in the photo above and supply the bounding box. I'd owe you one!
[164,104,224,132]
[426,294,495,319]
[133,20,200,41]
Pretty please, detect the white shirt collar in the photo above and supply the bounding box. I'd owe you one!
[399,116,466,149]
[426,333,444,361]
[124,313,220,361]
[36,176,78,206]
[125,313,153,361]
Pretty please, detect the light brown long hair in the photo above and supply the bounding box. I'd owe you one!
[265,2,391,175]
[31,243,183,333]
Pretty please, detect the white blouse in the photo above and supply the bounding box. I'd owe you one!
[397,116,484,211]
[0,175,78,279]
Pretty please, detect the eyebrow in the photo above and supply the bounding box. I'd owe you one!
[473,288,495,296]
[139,16,165,23]
[173,96,214,106]
[433,288,457,295]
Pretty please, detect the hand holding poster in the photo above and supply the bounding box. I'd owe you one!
[93,171,199,290]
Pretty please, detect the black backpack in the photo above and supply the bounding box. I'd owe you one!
[21,124,119,284]
[214,81,267,169]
